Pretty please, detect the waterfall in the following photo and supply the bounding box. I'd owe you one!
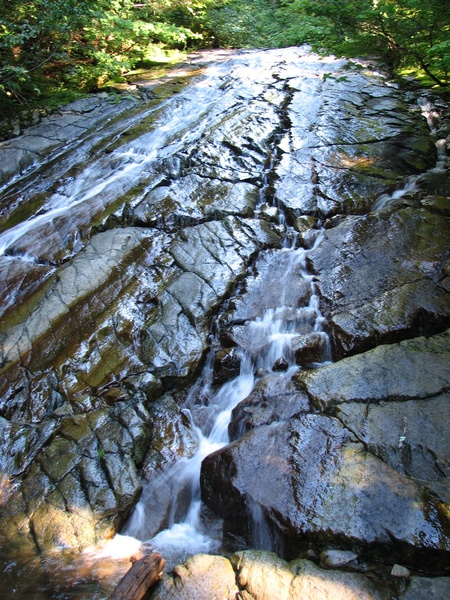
[2,44,444,600]
[122,225,331,566]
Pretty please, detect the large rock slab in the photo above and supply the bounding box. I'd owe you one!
[399,576,450,600]
[141,217,279,378]
[0,94,138,185]
[295,331,450,502]
[308,208,450,357]
[201,414,450,573]
[296,330,450,411]
[131,175,259,229]
[275,66,435,219]
[336,395,450,499]
[0,398,153,556]
[0,228,159,420]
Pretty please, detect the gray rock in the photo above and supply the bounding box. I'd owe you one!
[149,550,387,600]
[0,228,157,420]
[228,373,310,441]
[0,395,176,554]
[132,175,259,228]
[12,135,61,156]
[336,394,450,488]
[276,69,434,219]
[308,208,450,357]
[213,346,242,385]
[0,147,36,183]
[292,332,330,365]
[391,564,411,578]
[150,554,239,600]
[320,549,359,569]
[201,414,450,573]
[296,331,450,411]
[400,576,450,599]
[142,217,279,378]
[0,256,54,322]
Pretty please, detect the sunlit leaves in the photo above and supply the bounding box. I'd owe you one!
[0,0,209,104]
[282,0,450,86]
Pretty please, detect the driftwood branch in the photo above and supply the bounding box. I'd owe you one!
[109,552,166,600]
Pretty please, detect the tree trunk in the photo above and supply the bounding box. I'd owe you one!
[109,552,166,600]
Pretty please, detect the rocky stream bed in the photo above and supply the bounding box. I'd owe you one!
[0,47,449,599]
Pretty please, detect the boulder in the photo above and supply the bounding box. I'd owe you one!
[335,395,450,499]
[292,332,330,365]
[213,347,242,385]
[149,550,388,600]
[149,554,239,600]
[201,414,450,573]
[295,332,450,502]
[307,208,450,357]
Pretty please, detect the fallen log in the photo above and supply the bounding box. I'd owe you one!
[109,552,166,600]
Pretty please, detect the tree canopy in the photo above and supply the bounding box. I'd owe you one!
[284,0,450,86]
[1,0,449,110]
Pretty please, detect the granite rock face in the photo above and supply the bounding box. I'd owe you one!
[307,208,450,358]
[0,46,448,598]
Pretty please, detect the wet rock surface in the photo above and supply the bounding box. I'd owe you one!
[0,47,449,598]
[308,207,450,358]
[202,411,450,573]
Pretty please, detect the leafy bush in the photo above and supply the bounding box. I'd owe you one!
[0,0,208,108]
[281,0,450,86]
[1,0,448,111]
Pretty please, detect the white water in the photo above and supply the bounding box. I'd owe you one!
[117,90,447,564]
[122,228,331,567]
[0,58,246,260]
[116,48,334,563]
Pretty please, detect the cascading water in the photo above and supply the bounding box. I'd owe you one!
[1,44,445,600]
[119,61,333,562]
[123,208,331,569]
[0,58,242,262]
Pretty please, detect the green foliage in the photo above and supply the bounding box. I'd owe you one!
[0,0,448,111]
[0,0,209,108]
[281,0,450,86]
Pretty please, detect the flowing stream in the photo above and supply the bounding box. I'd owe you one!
[123,242,331,568]
[122,179,332,567]
[0,45,445,600]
